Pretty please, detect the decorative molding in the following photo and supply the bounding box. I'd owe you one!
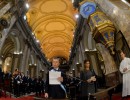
[41,32,72,44]
[44,21,66,32]
[40,0,68,14]
[32,14,75,30]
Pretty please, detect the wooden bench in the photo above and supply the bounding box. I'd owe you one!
[89,85,117,100]
[34,97,69,100]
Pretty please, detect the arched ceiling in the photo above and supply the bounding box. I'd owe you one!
[27,0,77,61]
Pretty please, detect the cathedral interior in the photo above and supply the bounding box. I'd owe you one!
[0,0,130,100]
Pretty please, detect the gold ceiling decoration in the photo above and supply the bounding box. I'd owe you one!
[27,0,77,61]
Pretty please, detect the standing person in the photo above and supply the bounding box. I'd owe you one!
[35,76,42,97]
[26,75,32,93]
[119,50,130,98]
[13,68,19,77]
[0,67,4,97]
[80,59,97,100]
[44,57,67,99]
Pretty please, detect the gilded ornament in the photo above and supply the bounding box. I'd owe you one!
[88,11,116,55]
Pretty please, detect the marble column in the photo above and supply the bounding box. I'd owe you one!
[33,65,36,78]
[79,43,84,68]
[96,44,118,75]
[0,56,3,68]
[36,60,39,78]
[24,47,31,75]
[29,65,36,78]
[11,53,22,73]
[20,44,28,73]
[89,52,99,75]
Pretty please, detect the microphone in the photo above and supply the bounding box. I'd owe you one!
[48,67,53,70]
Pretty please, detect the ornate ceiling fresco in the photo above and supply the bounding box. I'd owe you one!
[27,0,77,61]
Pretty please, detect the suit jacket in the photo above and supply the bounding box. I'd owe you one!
[45,68,67,98]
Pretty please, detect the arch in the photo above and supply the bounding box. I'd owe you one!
[0,29,22,56]
[0,28,23,73]
[9,29,23,53]
[28,53,36,65]
[32,14,75,30]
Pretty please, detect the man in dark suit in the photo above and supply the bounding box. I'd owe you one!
[45,57,66,99]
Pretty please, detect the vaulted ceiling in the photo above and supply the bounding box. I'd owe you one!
[27,0,77,61]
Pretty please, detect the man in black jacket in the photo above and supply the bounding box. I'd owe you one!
[45,57,66,99]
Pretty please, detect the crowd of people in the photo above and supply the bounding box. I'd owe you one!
[0,58,99,100]
[0,50,129,100]
[0,68,45,98]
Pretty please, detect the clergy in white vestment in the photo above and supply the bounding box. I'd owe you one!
[119,50,130,97]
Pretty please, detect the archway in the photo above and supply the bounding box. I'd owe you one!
[2,56,12,73]
[0,29,22,73]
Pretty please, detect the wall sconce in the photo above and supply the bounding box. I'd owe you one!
[76,62,79,64]
[25,3,29,9]
[72,68,75,70]
[23,15,27,20]
[29,63,32,66]
[6,63,9,66]
[14,51,22,55]
[85,48,89,51]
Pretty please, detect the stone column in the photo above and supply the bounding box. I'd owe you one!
[11,53,22,73]
[0,56,3,68]
[42,70,44,79]
[71,56,76,75]
[33,65,36,78]
[89,52,99,75]
[36,61,39,78]
[20,44,28,72]
[79,44,83,67]
[24,48,31,75]
[29,65,36,78]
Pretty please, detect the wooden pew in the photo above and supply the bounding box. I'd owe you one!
[89,85,117,100]
[34,97,69,100]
